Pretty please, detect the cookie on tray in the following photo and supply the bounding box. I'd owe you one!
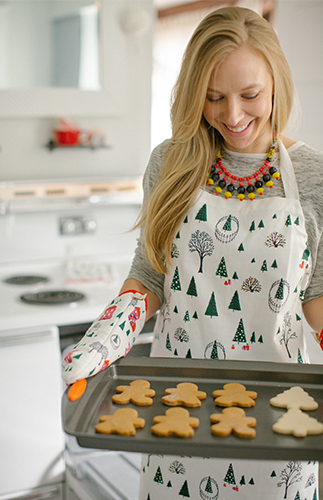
[210,407,257,438]
[270,386,319,411]
[272,408,323,437]
[112,379,156,406]
[95,408,145,436]
[151,407,200,437]
[162,382,207,407]
[213,383,257,407]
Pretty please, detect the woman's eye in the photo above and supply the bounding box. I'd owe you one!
[207,95,222,102]
[243,93,259,100]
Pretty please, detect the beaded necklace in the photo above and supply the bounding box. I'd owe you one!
[206,131,280,200]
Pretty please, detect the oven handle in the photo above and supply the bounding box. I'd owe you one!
[7,486,61,500]
[0,326,58,347]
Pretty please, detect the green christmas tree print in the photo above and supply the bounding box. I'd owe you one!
[195,204,207,222]
[240,475,246,485]
[222,214,232,231]
[249,478,255,485]
[153,466,163,484]
[183,311,190,322]
[192,311,198,319]
[275,278,285,300]
[170,266,181,291]
[250,332,256,343]
[249,220,255,232]
[313,488,317,500]
[186,276,197,297]
[228,290,241,312]
[258,219,265,228]
[233,318,247,343]
[302,244,310,261]
[179,479,190,497]
[294,491,300,500]
[174,305,178,314]
[167,480,172,488]
[224,463,236,485]
[261,260,268,272]
[176,231,180,239]
[238,243,244,252]
[215,256,228,278]
[294,216,300,225]
[186,349,192,358]
[258,335,263,344]
[270,470,277,477]
[205,476,213,493]
[166,333,172,351]
[205,292,218,317]
[232,271,239,280]
[285,215,292,227]
[271,259,278,269]
[297,348,303,364]
[183,215,188,224]
[174,348,178,356]
[210,340,219,359]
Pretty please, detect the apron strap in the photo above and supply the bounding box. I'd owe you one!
[279,140,300,200]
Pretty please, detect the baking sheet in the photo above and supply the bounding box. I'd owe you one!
[62,357,323,460]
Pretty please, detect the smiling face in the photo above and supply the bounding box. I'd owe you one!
[203,43,274,154]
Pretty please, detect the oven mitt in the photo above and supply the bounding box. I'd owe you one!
[62,290,147,385]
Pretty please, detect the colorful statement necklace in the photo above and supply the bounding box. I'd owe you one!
[206,131,280,200]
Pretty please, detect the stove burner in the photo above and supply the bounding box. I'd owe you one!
[20,290,85,305]
[4,275,49,285]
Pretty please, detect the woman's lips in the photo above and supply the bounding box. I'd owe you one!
[224,121,253,134]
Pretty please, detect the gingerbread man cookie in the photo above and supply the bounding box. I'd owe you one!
[213,383,257,407]
[210,407,257,438]
[95,408,145,436]
[162,382,207,407]
[270,386,319,411]
[112,380,156,406]
[151,407,200,437]
[272,408,323,437]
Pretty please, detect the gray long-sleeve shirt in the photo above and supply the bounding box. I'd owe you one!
[128,140,323,306]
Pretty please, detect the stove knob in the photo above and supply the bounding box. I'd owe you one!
[83,218,97,233]
[60,217,82,235]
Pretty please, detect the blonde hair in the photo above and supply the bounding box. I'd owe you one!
[139,6,294,274]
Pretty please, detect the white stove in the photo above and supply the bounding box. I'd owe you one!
[0,185,146,500]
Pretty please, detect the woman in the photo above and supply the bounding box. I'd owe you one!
[63,7,323,499]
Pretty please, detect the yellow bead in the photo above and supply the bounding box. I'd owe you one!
[248,192,256,199]
[272,172,280,179]
[215,186,222,193]
[266,180,274,188]
[237,193,245,200]
[224,191,232,199]
[208,178,214,185]
[257,187,264,194]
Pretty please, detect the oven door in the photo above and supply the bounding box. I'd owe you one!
[0,325,65,499]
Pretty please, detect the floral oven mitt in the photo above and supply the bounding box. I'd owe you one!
[62,290,147,385]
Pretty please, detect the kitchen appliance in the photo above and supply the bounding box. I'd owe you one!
[0,181,152,500]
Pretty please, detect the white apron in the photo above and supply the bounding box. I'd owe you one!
[139,143,319,500]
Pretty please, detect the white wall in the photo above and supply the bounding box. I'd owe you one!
[276,0,323,151]
[0,0,154,183]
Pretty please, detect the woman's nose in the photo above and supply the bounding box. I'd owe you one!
[224,99,244,125]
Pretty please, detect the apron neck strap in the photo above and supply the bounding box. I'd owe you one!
[279,140,300,200]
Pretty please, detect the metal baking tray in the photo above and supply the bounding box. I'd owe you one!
[62,357,323,460]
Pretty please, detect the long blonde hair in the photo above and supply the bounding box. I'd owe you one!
[139,6,294,274]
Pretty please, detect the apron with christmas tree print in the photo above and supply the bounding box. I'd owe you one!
[139,142,319,500]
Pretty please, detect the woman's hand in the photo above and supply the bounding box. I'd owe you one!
[303,296,323,350]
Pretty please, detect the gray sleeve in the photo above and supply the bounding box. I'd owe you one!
[291,144,323,303]
[126,141,170,304]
